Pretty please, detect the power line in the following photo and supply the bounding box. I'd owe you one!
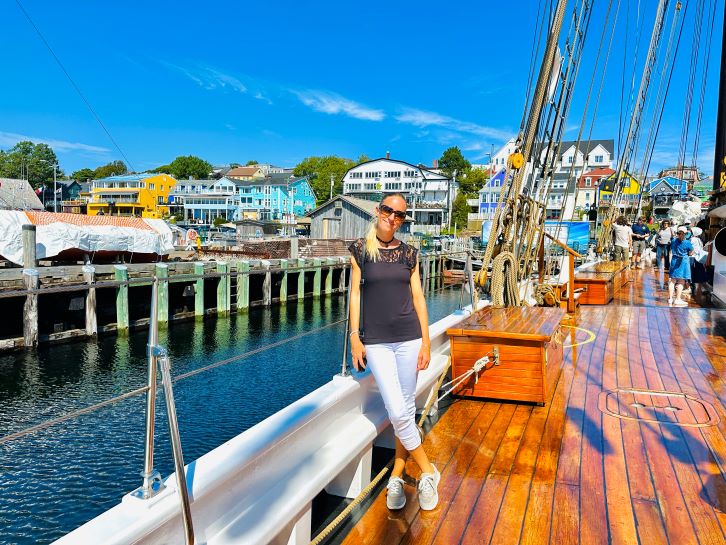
[14,0,135,172]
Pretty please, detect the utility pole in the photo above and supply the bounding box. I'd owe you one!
[53,163,58,213]
[329,174,334,200]
[448,169,457,230]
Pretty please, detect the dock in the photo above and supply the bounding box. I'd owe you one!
[340,268,726,545]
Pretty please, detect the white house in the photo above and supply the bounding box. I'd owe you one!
[342,157,452,228]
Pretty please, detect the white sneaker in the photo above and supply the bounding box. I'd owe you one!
[418,465,440,511]
[674,299,688,307]
[386,476,406,510]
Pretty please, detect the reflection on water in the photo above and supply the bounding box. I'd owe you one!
[0,287,463,545]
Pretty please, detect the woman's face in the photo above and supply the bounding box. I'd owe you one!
[376,195,407,234]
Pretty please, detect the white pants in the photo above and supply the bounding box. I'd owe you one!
[365,338,422,451]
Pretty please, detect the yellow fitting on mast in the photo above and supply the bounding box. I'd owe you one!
[508,152,524,170]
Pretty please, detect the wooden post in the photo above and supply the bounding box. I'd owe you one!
[23,268,39,348]
[83,265,97,336]
[313,258,322,298]
[568,253,575,313]
[217,261,230,315]
[262,260,272,307]
[429,255,436,292]
[325,258,335,295]
[156,263,169,324]
[422,255,429,293]
[290,236,299,259]
[114,265,129,333]
[237,261,250,310]
[297,258,306,300]
[22,224,37,269]
[339,258,347,293]
[194,262,205,318]
[280,259,289,304]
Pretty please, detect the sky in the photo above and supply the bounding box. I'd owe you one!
[1,0,723,176]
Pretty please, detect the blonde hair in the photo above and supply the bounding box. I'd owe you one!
[364,193,407,262]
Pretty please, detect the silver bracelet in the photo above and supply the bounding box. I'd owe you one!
[349,330,359,338]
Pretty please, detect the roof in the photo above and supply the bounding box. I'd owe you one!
[344,157,450,181]
[227,166,262,177]
[0,178,44,210]
[96,173,164,182]
[533,139,615,159]
[581,167,615,177]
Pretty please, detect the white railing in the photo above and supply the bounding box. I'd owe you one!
[54,304,485,545]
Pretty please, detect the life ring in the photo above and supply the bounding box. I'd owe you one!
[187,229,198,241]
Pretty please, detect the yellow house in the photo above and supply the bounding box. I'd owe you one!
[87,173,177,218]
[226,166,265,180]
[598,172,641,209]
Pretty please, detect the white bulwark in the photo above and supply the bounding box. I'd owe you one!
[342,158,452,229]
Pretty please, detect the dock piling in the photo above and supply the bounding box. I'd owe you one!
[156,263,169,324]
[262,260,272,307]
[22,268,39,348]
[313,258,322,298]
[217,262,230,315]
[280,259,288,304]
[297,258,305,300]
[83,265,97,336]
[237,261,250,310]
[114,265,129,333]
[194,262,205,318]
[325,258,335,295]
[22,225,37,269]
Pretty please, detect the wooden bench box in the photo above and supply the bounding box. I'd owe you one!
[446,307,565,405]
[574,261,630,305]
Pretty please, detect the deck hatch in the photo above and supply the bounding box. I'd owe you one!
[598,388,720,427]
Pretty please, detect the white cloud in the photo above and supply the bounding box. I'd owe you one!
[254,92,273,105]
[292,90,385,121]
[395,108,511,140]
[164,62,247,94]
[0,131,110,153]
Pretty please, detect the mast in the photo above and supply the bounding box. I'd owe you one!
[714,0,726,191]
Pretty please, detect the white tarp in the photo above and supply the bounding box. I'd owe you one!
[0,211,174,265]
[667,200,702,226]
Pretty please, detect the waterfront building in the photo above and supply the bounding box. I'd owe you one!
[59,181,91,214]
[0,177,44,210]
[226,166,265,180]
[341,156,451,231]
[87,173,176,218]
[657,165,700,189]
[574,167,615,217]
[645,176,689,219]
[306,194,412,239]
[255,164,294,175]
[597,172,641,213]
[476,168,507,220]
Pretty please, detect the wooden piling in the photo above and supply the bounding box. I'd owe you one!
[421,255,429,293]
[83,265,97,336]
[280,259,288,304]
[23,268,39,348]
[297,258,306,300]
[237,260,250,310]
[262,260,272,307]
[429,254,436,292]
[290,237,299,259]
[194,262,205,318]
[325,258,335,295]
[217,262,230,315]
[313,258,322,298]
[339,258,347,293]
[114,265,129,333]
[156,263,169,324]
[22,225,37,269]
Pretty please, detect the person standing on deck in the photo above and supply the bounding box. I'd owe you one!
[348,193,441,512]
[612,216,633,263]
[631,217,650,268]
[656,220,674,271]
[668,226,694,307]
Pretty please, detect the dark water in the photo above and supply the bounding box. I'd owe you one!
[0,287,464,545]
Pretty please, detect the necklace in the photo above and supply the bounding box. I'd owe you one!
[376,234,395,247]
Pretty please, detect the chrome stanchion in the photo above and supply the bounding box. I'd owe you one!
[158,353,195,545]
[133,277,164,499]
[339,264,351,378]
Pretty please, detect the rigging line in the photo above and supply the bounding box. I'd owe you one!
[521,0,549,132]
[618,0,632,160]
[13,0,135,172]
[0,318,347,446]
[678,0,706,173]
[692,0,717,169]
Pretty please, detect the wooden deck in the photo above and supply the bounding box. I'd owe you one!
[341,267,726,545]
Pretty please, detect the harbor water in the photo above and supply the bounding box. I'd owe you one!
[0,286,465,545]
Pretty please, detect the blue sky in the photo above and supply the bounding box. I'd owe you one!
[1,0,723,176]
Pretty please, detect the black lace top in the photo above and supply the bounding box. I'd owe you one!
[348,238,422,344]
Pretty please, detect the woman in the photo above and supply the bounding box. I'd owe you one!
[668,226,694,307]
[655,220,673,271]
[348,193,440,511]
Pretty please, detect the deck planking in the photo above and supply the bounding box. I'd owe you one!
[338,268,726,545]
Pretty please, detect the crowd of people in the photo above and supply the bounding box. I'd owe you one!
[610,215,708,306]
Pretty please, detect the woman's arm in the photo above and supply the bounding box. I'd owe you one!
[410,260,431,370]
[348,256,366,371]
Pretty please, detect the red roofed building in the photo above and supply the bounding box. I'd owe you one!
[575,167,614,212]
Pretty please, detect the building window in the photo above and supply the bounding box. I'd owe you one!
[585,178,591,187]
[365,171,381,179]
[350,172,363,179]
[567,156,573,164]
[595,155,603,163]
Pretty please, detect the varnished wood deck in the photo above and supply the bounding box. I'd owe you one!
[341,267,726,545]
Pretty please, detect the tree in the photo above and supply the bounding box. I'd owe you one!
[0,141,60,188]
[459,168,489,196]
[245,160,259,166]
[356,154,371,165]
[293,155,355,204]
[167,155,212,180]
[151,164,172,174]
[212,216,226,227]
[439,146,471,179]
[451,192,469,228]
[71,168,95,182]
[94,160,128,179]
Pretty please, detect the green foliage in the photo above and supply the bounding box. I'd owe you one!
[151,164,172,174]
[0,141,60,188]
[245,160,259,166]
[94,160,128,179]
[293,155,355,204]
[451,192,469,228]
[167,156,212,180]
[212,216,226,227]
[439,146,471,179]
[459,169,489,197]
[71,168,95,182]
[356,154,371,164]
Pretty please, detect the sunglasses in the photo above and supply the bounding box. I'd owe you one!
[379,203,407,222]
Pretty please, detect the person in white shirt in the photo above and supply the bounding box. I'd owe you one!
[612,216,633,263]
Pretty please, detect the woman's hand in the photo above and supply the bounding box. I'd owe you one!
[417,342,431,370]
[350,336,367,371]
